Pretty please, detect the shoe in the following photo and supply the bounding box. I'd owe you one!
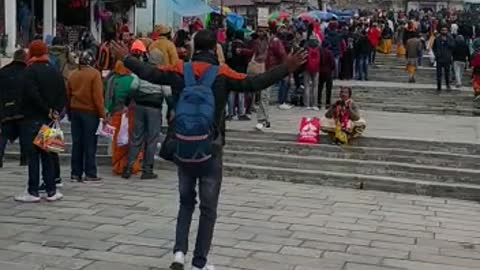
[122,168,132,179]
[225,115,233,121]
[305,106,312,110]
[238,115,251,121]
[170,252,185,270]
[55,178,63,188]
[255,123,265,131]
[265,121,271,129]
[279,103,292,110]
[140,173,158,180]
[84,176,103,182]
[192,265,215,270]
[311,107,320,111]
[14,192,41,203]
[46,192,64,202]
[71,175,83,183]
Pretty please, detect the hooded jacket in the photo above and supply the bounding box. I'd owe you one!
[49,45,75,78]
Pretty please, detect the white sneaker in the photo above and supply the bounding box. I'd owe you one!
[170,251,185,270]
[312,107,320,111]
[255,123,264,131]
[192,265,215,270]
[14,192,41,203]
[279,103,293,110]
[305,107,312,110]
[46,192,64,202]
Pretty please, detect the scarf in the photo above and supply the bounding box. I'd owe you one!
[27,55,50,66]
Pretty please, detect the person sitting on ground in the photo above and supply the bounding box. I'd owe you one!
[321,86,366,144]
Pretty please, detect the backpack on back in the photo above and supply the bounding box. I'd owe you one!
[306,45,321,74]
[173,63,218,174]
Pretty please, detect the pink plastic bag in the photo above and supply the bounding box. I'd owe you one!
[297,117,320,144]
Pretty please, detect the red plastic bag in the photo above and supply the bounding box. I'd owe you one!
[297,117,320,144]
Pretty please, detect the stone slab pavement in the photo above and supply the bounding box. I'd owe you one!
[2,164,480,269]
[227,106,480,144]
[333,79,472,92]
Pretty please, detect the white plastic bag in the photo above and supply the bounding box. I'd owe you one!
[117,113,129,147]
[96,120,116,139]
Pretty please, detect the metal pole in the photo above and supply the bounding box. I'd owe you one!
[152,0,156,33]
[220,0,224,15]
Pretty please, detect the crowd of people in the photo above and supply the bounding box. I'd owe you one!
[3,6,480,270]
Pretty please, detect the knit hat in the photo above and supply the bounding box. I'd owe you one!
[154,24,171,36]
[28,40,48,57]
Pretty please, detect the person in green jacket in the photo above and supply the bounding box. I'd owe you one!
[104,60,141,175]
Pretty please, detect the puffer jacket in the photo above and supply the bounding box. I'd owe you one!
[49,45,75,78]
[148,37,179,66]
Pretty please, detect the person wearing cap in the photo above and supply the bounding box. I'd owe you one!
[15,40,66,203]
[67,50,106,183]
[122,41,170,180]
[149,24,179,66]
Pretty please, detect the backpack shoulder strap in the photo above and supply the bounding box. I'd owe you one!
[199,65,219,88]
[183,62,196,87]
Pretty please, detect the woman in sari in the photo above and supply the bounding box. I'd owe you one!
[321,87,366,144]
[104,60,142,175]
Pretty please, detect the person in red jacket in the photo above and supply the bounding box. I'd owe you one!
[368,22,382,64]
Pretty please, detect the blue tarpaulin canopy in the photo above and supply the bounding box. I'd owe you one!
[169,0,212,17]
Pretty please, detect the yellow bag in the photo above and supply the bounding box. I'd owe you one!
[334,121,348,144]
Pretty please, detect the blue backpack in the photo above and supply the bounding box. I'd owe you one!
[174,63,218,173]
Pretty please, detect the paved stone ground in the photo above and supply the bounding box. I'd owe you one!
[3,164,480,270]
[227,107,480,144]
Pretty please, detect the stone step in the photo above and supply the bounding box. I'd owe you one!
[226,138,480,170]
[224,150,480,185]
[6,150,480,201]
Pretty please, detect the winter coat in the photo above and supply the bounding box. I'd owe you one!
[148,36,179,66]
[266,36,287,71]
[325,30,344,57]
[433,35,455,64]
[23,62,66,120]
[0,61,27,122]
[452,40,470,62]
[368,27,382,48]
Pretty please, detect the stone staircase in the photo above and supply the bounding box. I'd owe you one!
[5,127,480,201]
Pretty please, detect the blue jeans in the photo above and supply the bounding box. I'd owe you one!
[277,78,289,104]
[22,119,56,197]
[70,111,100,178]
[356,55,369,81]
[228,92,246,116]
[174,154,223,268]
[334,56,341,78]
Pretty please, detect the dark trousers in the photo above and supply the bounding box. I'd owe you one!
[127,105,162,174]
[22,119,56,197]
[52,153,61,180]
[436,62,451,90]
[370,48,376,64]
[277,78,290,104]
[318,74,333,107]
[70,111,99,178]
[174,154,223,269]
[0,121,28,166]
[356,55,369,81]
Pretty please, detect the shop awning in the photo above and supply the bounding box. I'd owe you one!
[169,0,212,17]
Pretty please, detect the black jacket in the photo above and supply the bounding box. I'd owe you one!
[23,62,66,121]
[0,61,27,123]
[355,35,371,57]
[124,51,289,148]
[452,40,471,62]
[433,35,455,64]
